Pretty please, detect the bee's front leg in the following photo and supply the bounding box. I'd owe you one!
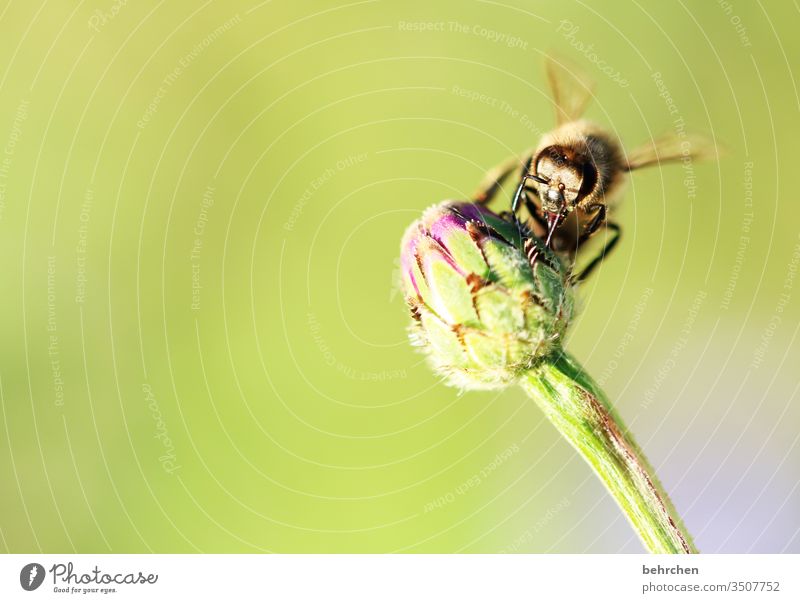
[571,220,621,283]
[578,204,607,244]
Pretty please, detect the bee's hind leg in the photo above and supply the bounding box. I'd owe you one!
[472,153,532,206]
[571,220,621,283]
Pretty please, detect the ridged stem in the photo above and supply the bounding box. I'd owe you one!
[521,350,696,554]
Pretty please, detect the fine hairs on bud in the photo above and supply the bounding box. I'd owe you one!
[400,201,573,390]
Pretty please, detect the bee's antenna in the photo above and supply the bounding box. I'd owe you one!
[511,173,548,213]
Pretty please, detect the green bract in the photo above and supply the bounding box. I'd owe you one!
[400,201,574,389]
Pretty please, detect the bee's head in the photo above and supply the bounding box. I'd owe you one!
[533,145,598,215]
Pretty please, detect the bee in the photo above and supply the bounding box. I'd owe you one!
[474,55,716,281]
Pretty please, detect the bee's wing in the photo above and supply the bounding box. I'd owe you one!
[625,132,719,171]
[545,54,596,125]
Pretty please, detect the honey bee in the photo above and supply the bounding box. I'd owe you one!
[474,55,716,281]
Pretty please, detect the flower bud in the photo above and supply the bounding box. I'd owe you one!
[400,201,574,390]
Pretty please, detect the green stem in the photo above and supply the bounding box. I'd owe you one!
[521,350,696,554]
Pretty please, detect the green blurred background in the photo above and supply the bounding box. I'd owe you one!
[0,0,798,553]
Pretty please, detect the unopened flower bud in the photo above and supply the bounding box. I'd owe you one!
[400,201,573,389]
